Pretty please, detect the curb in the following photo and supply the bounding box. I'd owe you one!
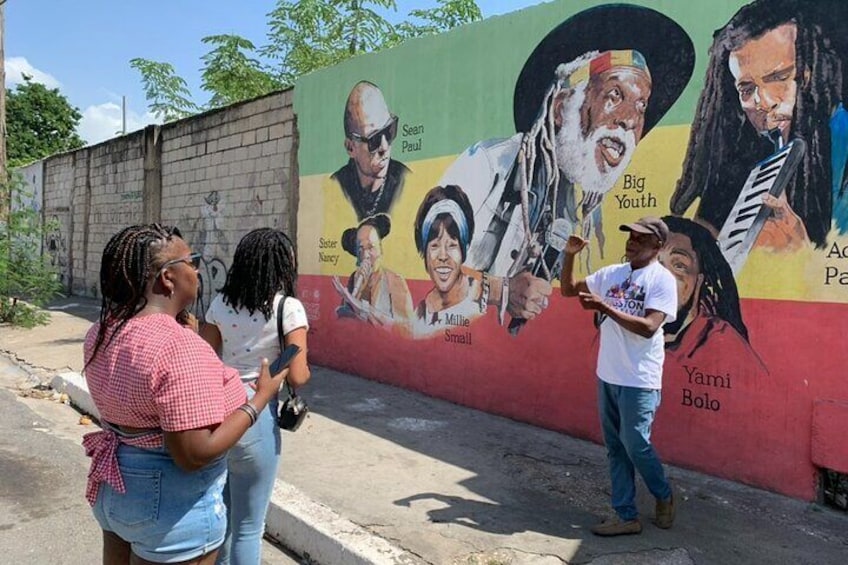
[50,372,416,565]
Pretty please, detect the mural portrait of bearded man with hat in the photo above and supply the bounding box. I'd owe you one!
[439,4,694,333]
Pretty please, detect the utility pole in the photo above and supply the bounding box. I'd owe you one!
[122,95,127,135]
[0,1,7,221]
[0,1,6,175]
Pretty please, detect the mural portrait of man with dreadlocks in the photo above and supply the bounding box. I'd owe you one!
[439,4,694,332]
[671,0,848,256]
[658,216,767,376]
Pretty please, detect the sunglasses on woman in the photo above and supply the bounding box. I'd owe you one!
[157,253,202,277]
[347,115,399,153]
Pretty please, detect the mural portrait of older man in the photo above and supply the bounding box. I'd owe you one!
[439,4,695,331]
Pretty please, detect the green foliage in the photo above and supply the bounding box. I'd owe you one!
[131,0,482,115]
[398,0,483,39]
[129,58,199,121]
[264,0,399,86]
[201,34,284,108]
[0,173,63,328]
[6,75,86,168]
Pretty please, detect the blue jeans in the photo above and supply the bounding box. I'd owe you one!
[92,444,228,562]
[217,388,281,565]
[597,380,671,521]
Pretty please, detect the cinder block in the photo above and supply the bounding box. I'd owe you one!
[241,130,257,146]
[269,123,285,140]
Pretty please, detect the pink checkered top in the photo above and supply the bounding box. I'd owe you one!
[82,313,246,505]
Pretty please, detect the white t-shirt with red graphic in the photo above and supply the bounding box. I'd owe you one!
[206,292,309,382]
[585,260,677,390]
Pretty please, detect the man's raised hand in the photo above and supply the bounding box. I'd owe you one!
[564,235,589,255]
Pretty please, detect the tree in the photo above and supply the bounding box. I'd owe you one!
[263,0,399,86]
[6,75,86,168]
[131,0,482,119]
[129,59,199,121]
[398,0,482,39]
[200,35,284,108]
[0,173,63,327]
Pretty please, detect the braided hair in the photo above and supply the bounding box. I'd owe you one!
[662,216,749,343]
[671,0,844,248]
[86,223,182,367]
[220,228,298,320]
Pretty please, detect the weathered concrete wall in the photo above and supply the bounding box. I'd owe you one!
[159,90,297,314]
[32,89,297,310]
[42,154,74,290]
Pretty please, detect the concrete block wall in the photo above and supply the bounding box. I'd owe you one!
[31,88,298,309]
[83,133,147,298]
[42,154,75,289]
[70,150,91,297]
[159,90,298,314]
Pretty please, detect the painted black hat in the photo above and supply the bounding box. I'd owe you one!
[513,4,695,136]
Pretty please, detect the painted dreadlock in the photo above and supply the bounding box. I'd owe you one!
[85,223,181,368]
[671,0,844,248]
[510,55,594,279]
[662,216,749,346]
[220,228,298,321]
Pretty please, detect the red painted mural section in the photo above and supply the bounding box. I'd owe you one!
[299,274,848,500]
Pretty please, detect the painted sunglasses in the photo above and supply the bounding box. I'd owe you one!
[348,115,399,153]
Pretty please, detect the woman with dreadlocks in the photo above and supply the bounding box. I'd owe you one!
[83,224,287,564]
[200,227,310,565]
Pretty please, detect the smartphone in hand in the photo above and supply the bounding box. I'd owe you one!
[269,344,301,375]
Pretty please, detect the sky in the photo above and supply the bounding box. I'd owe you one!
[5,0,542,146]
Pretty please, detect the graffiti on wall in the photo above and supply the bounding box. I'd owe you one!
[45,214,69,286]
[189,190,232,319]
[198,190,229,259]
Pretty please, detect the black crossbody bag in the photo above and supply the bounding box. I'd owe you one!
[276,297,308,431]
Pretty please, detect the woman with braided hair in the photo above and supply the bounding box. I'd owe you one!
[83,224,287,564]
[200,227,310,565]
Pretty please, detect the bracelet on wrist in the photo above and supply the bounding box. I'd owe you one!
[238,402,258,426]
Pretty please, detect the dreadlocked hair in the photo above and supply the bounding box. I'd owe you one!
[220,228,298,321]
[515,79,563,247]
[671,0,844,248]
[514,54,599,243]
[86,223,182,368]
[662,216,749,342]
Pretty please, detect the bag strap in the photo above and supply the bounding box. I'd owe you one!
[276,295,297,398]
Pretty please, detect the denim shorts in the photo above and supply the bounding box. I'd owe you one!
[91,444,228,563]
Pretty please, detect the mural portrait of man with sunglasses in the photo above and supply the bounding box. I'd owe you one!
[331,81,411,221]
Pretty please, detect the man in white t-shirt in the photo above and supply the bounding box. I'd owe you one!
[560,216,677,536]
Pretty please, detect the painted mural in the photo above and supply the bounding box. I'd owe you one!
[295,0,848,500]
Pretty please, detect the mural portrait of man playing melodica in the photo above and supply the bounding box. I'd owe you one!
[671,0,848,252]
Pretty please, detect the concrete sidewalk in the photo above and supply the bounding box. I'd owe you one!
[3,296,847,564]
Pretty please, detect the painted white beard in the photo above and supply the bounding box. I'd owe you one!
[555,89,637,195]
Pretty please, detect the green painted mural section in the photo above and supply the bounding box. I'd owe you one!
[295,0,747,176]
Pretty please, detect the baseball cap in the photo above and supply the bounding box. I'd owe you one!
[619,216,670,244]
